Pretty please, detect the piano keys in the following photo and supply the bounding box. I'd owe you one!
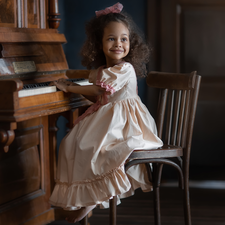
[18,79,91,98]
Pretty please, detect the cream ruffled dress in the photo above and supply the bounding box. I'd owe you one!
[49,62,163,210]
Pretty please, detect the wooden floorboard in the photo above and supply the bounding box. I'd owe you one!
[48,186,225,225]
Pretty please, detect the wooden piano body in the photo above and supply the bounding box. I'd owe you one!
[0,1,91,224]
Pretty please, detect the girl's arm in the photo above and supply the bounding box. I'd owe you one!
[66,85,106,96]
[52,79,108,98]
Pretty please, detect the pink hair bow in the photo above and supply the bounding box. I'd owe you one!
[95,2,123,17]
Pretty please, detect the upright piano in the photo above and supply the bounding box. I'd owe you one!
[0,1,91,224]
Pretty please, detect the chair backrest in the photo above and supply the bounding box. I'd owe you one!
[146,71,201,160]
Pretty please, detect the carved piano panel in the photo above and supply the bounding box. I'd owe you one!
[0,123,41,205]
[0,0,61,29]
[0,0,17,28]
[0,117,51,225]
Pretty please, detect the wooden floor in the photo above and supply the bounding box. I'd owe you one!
[48,184,225,225]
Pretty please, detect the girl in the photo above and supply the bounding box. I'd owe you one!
[49,2,163,223]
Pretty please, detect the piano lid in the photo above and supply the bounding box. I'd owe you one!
[0,27,68,79]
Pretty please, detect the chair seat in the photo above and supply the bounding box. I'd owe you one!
[128,145,183,160]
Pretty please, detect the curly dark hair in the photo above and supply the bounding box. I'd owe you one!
[80,11,150,77]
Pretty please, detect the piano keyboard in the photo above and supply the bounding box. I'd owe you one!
[18,79,91,98]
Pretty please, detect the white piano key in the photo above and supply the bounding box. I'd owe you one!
[18,86,57,97]
[74,79,91,86]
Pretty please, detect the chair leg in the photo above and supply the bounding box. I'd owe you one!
[183,181,192,225]
[109,196,117,225]
[152,163,163,225]
[80,215,88,225]
[153,186,161,225]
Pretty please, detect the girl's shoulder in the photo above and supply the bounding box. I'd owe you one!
[107,62,135,74]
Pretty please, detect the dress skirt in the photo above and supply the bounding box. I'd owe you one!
[49,62,163,210]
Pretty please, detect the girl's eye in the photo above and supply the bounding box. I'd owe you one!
[121,38,127,42]
[108,38,114,41]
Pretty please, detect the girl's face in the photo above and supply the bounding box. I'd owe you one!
[102,21,130,67]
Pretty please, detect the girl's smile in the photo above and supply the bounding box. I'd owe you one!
[102,21,130,67]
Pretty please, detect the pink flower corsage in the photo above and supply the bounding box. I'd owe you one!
[96,80,115,95]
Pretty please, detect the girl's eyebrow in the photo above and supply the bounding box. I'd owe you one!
[107,33,128,37]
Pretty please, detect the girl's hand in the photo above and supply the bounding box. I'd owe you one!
[52,79,69,92]
[60,79,79,86]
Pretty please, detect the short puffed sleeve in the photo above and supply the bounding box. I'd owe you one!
[96,63,135,95]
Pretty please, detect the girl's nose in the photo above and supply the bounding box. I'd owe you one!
[115,40,122,47]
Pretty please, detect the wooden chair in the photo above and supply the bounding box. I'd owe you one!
[81,70,201,225]
[109,71,201,225]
